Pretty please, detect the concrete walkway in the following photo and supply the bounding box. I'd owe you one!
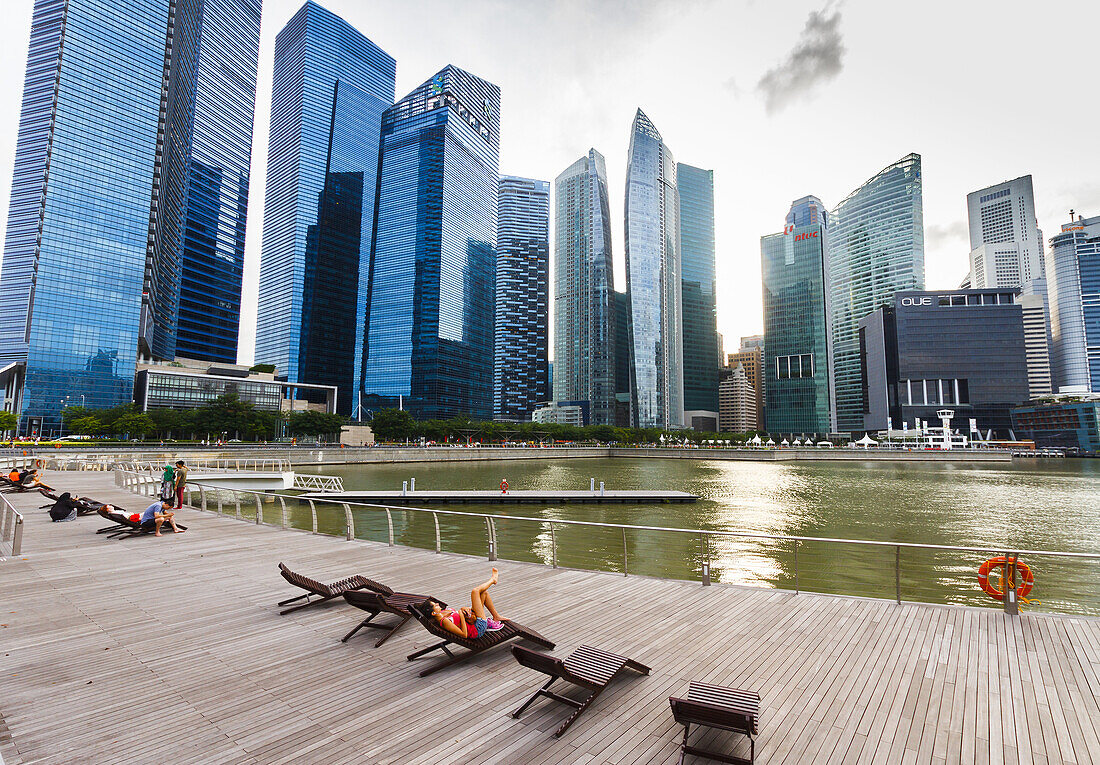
[1,472,1098,764]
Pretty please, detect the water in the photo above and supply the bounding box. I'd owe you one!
[294,457,1100,615]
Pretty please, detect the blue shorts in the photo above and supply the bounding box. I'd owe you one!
[473,617,488,638]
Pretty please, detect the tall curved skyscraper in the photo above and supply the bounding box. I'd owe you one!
[625,109,682,429]
[827,153,924,432]
[553,149,616,426]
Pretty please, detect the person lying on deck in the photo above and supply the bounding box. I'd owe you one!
[140,500,185,536]
[47,491,82,522]
[429,568,507,640]
[6,469,52,492]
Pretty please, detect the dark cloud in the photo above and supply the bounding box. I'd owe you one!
[925,220,968,251]
[757,7,844,115]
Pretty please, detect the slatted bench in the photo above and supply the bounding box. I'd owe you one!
[341,589,444,647]
[669,681,760,764]
[277,562,370,615]
[511,644,650,737]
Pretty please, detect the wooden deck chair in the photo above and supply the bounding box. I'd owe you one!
[277,562,369,615]
[669,681,760,764]
[510,644,650,737]
[341,588,445,647]
[405,600,554,677]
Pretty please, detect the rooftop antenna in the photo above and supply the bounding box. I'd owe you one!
[1069,208,1075,220]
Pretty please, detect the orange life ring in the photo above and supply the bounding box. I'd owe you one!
[977,556,1034,601]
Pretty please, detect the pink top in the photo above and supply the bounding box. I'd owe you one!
[450,611,477,639]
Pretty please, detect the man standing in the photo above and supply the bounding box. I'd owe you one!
[173,460,188,509]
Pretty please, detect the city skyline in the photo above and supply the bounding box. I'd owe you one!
[2,0,1095,367]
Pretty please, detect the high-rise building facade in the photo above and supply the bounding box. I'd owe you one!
[718,364,756,433]
[1019,291,1053,399]
[677,163,719,429]
[728,342,763,430]
[761,198,833,435]
[965,176,1045,291]
[625,109,682,429]
[495,176,550,421]
[827,153,924,432]
[146,0,261,363]
[0,0,168,432]
[860,290,1029,437]
[256,2,395,416]
[553,150,616,426]
[1046,214,1100,392]
[362,66,500,420]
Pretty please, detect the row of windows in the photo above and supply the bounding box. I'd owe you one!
[776,354,814,379]
[901,378,970,406]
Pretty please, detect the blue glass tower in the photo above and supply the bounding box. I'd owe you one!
[153,0,261,363]
[255,1,395,415]
[0,0,171,433]
[553,149,617,426]
[677,163,718,427]
[625,109,682,429]
[495,176,550,421]
[362,66,501,421]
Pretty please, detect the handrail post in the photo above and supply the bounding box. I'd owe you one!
[278,496,287,529]
[701,532,711,586]
[794,540,800,594]
[486,517,496,561]
[1004,551,1019,615]
[622,527,628,576]
[234,493,242,520]
[342,503,353,540]
[550,521,557,568]
[217,492,223,515]
[386,509,394,546]
[254,494,263,525]
[432,511,440,553]
[12,513,23,555]
[895,545,901,604]
[307,499,318,533]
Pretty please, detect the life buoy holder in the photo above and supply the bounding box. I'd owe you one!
[977,556,1034,601]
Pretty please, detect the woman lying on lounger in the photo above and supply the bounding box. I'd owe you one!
[429,568,507,639]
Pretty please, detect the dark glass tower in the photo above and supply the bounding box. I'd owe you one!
[362,66,501,420]
[553,149,617,426]
[152,0,261,363]
[0,0,171,433]
[625,109,682,428]
[495,176,550,421]
[255,1,395,415]
[677,163,718,425]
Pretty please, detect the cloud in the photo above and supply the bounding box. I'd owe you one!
[757,6,845,115]
[925,220,968,251]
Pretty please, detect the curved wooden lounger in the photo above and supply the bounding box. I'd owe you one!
[277,562,370,615]
[511,644,650,737]
[341,588,448,647]
[405,600,554,677]
[96,507,187,538]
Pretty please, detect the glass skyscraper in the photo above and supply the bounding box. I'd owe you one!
[625,109,682,429]
[761,197,834,435]
[0,0,170,433]
[495,176,550,421]
[677,163,718,428]
[255,1,395,415]
[827,153,924,432]
[1046,214,1100,392]
[553,149,617,426]
[153,0,261,363]
[362,66,500,421]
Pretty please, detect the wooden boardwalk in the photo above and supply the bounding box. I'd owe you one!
[2,473,1099,764]
[301,489,699,504]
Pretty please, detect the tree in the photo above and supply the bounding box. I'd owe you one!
[113,413,155,438]
[192,394,254,438]
[286,410,346,438]
[0,411,17,432]
[70,415,103,435]
[249,363,276,374]
[369,408,415,441]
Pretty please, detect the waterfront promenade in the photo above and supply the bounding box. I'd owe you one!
[2,474,1099,764]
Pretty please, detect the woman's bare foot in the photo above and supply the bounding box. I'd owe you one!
[490,567,498,584]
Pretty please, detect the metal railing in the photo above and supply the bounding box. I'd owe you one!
[110,467,1100,616]
[1,493,24,556]
[292,474,344,492]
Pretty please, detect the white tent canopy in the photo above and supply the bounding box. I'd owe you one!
[855,434,878,446]
[750,435,762,445]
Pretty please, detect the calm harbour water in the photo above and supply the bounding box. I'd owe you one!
[301,457,1100,615]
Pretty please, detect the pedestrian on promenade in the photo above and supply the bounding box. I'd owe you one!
[140,500,184,536]
[160,463,175,502]
[500,478,509,495]
[173,460,188,509]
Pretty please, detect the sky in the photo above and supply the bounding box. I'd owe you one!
[0,0,1098,366]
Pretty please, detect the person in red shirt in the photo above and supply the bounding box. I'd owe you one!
[429,568,506,639]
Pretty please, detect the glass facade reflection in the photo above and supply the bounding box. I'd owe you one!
[553,150,617,426]
[0,0,170,433]
[1046,215,1100,392]
[827,153,924,431]
[625,109,682,428]
[362,66,500,420]
[677,163,718,418]
[256,1,395,415]
[495,176,550,421]
[761,208,833,435]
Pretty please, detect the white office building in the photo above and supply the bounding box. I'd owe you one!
[718,365,756,433]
